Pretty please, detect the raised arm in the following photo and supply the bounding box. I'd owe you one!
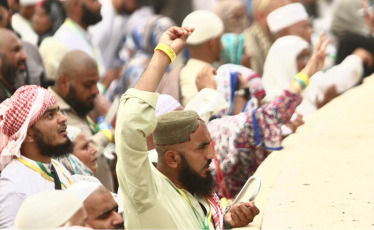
[135,27,194,92]
[289,33,329,94]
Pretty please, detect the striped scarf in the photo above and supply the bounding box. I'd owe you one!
[207,192,225,229]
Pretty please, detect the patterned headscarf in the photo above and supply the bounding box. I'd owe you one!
[215,64,265,117]
[0,85,57,170]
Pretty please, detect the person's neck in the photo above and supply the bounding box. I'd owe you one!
[157,166,193,193]
[22,152,51,164]
[189,53,215,64]
[20,144,51,164]
[0,75,14,92]
[68,16,88,31]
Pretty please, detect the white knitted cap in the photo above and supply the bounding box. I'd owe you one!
[67,180,102,201]
[14,190,83,229]
[19,0,39,6]
[267,3,309,34]
[182,10,224,45]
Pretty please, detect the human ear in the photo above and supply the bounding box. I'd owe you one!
[24,128,35,143]
[164,150,181,168]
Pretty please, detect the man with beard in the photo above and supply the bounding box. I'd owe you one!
[89,0,141,72]
[52,0,120,92]
[116,26,260,229]
[0,4,50,91]
[0,85,74,228]
[49,50,114,192]
[0,28,28,103]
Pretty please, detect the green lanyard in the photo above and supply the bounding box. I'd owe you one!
[86,116,100,135]
[35,161,67,188]
[177,188,212,230]
[0,81,12,98]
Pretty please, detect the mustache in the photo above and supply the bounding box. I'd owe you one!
[58,123,67,133]
[114,222,124,229]
[205,159,212,168]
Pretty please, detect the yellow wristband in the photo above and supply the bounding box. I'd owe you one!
[101,129,113,143]
[294,72,310,89]
[154,43,176,63]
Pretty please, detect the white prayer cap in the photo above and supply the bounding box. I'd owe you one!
[67,180,102,201]
[19,0,39,6]
[267,3,309,34]
[14,190,83,229]
[156,94,182,117]
[182,10,224,45]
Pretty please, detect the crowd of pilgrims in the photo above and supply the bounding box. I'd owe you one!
[0,0,374,229]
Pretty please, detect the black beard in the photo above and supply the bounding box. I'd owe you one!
[33,128,73,158]
[179,153,215,197]
[0,53,25,85]
[81,3,102,26]
[65,84,95,116]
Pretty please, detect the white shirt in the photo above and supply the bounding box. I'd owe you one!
[0,156,73,228]
[12,13,38,46]
[180,59,211,107]
[89,0,129,69]
[53,19,106,76]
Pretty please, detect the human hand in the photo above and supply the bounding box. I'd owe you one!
[158,26,194,55]
[224,201,260,228]
[353,48,373,68]
[237,73,249,89]
[316,84,338,108]
[285,113,304,133]
[196,64,217,91]
[301,32,329,78]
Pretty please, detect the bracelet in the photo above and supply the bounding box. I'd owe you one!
[154,43,176,63]
[101,129,113,143]
[294,78,306,89]
[294,72,310,89]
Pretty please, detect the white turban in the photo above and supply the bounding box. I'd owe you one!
[0,85,57,170]
[14,190,83,229]
[67,180,102,201]
[182,10,224,45]
[267,3,309,34]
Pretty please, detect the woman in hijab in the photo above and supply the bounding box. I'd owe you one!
[214,0,251,67]
[207,62,305,199]
[331,0,374,78]
[32,0,66,46]
[57,126,98,176]
[262,35,368,117]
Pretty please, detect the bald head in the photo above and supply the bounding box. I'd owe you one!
[54,50,99,116]
[56,50,98,82]
[0,28,19,51]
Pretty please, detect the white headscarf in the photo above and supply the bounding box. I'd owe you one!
[14,190,83,229]
[155,94,182,117]
[0,85,57,170]
[262,36,310,102]
[331,0,371,37]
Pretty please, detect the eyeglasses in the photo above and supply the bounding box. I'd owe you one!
[358,5,374,17]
